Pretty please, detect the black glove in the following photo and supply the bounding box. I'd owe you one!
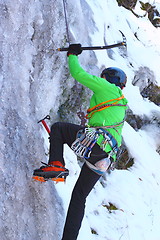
[67,44,82,56]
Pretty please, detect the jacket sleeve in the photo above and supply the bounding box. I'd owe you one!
[68,55,110,92]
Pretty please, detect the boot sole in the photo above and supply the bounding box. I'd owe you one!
[33,170,69,178]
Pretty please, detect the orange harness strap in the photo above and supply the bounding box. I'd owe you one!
[86,95,125,119]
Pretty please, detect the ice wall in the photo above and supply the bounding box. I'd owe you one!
[0,1,68,239]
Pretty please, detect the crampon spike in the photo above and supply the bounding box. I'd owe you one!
[32,176,47,182]
[32,176,66,183]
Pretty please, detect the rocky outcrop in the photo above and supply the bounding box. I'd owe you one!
[116,0,160,27]
[133,66,160,106]
[140,1,160,27]
[117,0,137,9]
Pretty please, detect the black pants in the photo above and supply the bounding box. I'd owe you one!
[49,122,107,240]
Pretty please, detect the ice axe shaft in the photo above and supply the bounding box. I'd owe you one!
[57,30,126,52]
[58,41,126,52]
[38,115,51,135]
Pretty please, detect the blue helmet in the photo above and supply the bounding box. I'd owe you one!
[101,67,127,89]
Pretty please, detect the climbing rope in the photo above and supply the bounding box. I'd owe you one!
[62,0,70,44]
[86,95,126,119]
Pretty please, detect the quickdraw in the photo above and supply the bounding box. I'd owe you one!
[71,127,118,160]
[71,128,99,159]
[98,128,118,154]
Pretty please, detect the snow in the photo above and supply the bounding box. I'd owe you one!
[1,0,160,240]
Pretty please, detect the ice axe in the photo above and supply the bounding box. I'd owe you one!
[57,31,126,52]
[38,115,51,135]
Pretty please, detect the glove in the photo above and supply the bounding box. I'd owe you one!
[67,44,82,56]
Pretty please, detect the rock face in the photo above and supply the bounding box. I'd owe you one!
[117,0,138,9]
[133,66,160,106]
[140,1,160,27]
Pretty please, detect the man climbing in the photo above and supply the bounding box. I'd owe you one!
[33,44,128,240]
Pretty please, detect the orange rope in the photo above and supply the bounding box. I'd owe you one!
[86,95,125,119]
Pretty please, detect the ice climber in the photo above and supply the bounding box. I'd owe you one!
[33,44,128,240]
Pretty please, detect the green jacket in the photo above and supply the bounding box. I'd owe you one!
[68,55,128,158]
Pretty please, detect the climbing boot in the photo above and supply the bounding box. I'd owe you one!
[33,161,69,183]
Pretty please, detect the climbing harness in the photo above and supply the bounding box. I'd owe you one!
[73,97,126,157]
[95,120,125,131]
